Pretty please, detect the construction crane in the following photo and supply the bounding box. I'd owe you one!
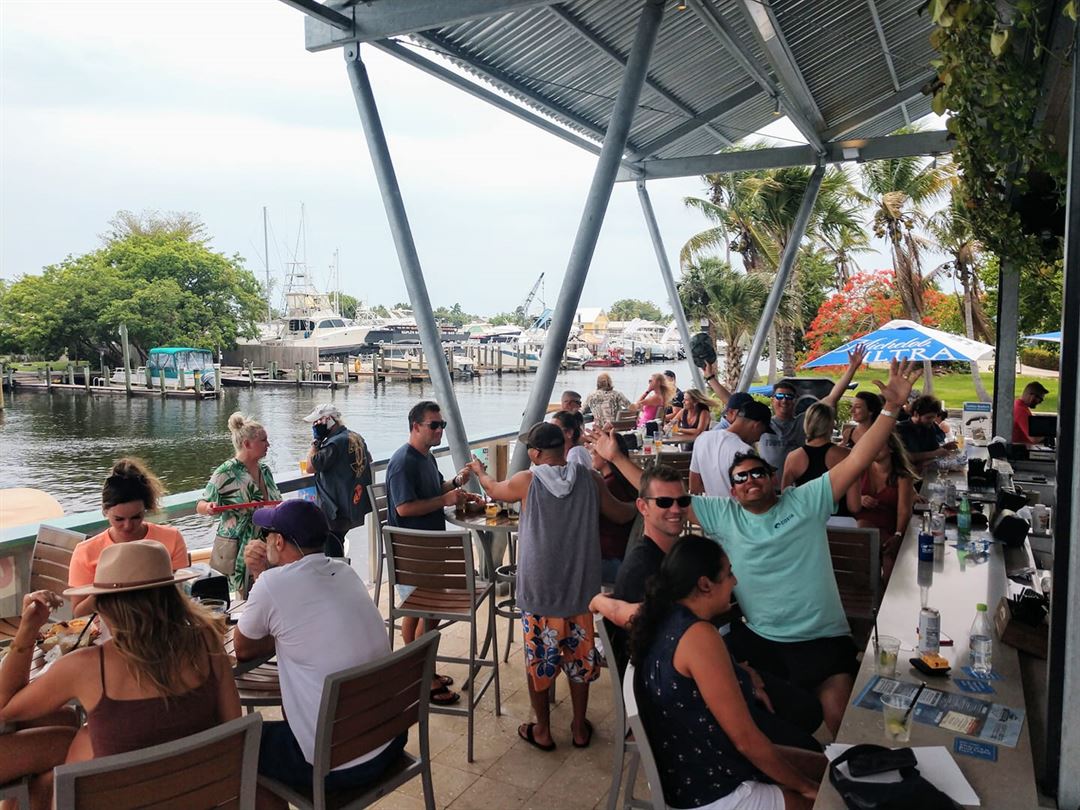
[515,272,544,323]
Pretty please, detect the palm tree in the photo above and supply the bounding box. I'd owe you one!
[678,256,797,389]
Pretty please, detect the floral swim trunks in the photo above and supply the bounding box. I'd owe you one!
[521,611,602,691]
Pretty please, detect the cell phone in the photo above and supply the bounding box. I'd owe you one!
[848,747,917,777]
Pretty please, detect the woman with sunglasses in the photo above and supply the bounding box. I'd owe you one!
[629,535,824,810]
[196,412,280,594]
[633,372,674,428]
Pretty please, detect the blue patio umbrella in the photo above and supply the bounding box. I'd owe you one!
[803,319,995,368]
[1023,331,1062,343]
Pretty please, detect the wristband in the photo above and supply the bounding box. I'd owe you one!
[452,475,461,488]
[880,408,898,419]
[705,374,716,382]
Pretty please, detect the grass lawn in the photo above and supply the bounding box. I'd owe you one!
[754,370,1060,413]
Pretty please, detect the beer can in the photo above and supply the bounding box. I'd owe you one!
[919,607,941,655]
[918,529,934,562]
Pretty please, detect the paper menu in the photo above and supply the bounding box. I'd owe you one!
[825,744,980,806]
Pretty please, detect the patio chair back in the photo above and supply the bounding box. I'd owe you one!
[383,527,475,597]
[53,713,261,810]
[623,663,671,810]
[827,526,881,646]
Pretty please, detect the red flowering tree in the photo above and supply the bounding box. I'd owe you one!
[802,269,955,363]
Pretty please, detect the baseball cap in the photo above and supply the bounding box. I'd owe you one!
[725,392,754,413]
[736,401,776,434]
[253,499,330,549]
[518,421,565,450]
[302,404,341,423]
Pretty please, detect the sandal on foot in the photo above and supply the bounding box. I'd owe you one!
[518,723,556,752]
[430,685,461,706]
[572,719,593,748]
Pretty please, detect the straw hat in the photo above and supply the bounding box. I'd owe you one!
[64,540,198,597]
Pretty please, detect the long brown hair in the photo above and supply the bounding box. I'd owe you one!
[96,586,222,697]
[882,431,919,486]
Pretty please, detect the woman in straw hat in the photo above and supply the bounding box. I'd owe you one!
[0,541,240,808]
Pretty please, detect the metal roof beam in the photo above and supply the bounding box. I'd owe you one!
[690,0,823,152]
[734,0,826,149]
[635,83,759,155]
[619,130,952,181]
[548,4,733,150]
[821,76,934,141]
[866,0,910,125]
[414,30,647,159]
[303,0,558,52]
[372,38,611,163]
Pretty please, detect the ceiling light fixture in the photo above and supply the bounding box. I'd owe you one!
[676,1,688,9]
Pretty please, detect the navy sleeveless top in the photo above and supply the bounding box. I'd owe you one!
[636,605,767,808]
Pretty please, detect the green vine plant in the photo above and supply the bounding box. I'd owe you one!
[921,0,1066,267]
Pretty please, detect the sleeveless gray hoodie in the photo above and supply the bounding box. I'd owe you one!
[516,462,600,617]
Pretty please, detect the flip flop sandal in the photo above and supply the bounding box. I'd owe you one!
[518,722,557,752]
[430,685,461,706]
[572,719,593,748]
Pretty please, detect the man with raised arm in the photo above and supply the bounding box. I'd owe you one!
[466,422,635,753]
[595,358,922,735]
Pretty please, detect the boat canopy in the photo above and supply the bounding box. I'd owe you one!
[147,348,214,372]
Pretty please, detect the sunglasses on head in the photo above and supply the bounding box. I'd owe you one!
[643,495,692,508]
[424,420,448,430]
[772,392,795,401]
[730,467,770,485]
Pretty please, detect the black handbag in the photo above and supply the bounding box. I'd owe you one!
[828,744,961,810]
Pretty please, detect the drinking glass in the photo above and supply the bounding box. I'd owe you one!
[874,636,900,677]
[881,694,914,743]
[485,501,499,525]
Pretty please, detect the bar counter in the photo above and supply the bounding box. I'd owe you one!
[813,478,1039,808]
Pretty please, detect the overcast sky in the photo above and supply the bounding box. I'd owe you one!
[1,0,942,318]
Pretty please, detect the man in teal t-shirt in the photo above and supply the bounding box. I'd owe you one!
[594,357,923,736]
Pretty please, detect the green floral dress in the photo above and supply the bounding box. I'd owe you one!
[202,457,280,593]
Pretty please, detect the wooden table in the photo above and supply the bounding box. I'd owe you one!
[813,466,1038,808]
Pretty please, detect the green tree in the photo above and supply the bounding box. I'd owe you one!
[337,293,360,320]
[608,298,665,322]
[0,211,265,363]
[490,311,528,327]
[432,303,475,328]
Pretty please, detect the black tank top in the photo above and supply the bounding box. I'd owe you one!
[796,444,852,516]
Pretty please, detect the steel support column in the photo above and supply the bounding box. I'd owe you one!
[637,180,705,392]
[510,0,665,473]
[992,259,1019,439]
[736,165,824,392]
[344,46,472,473]
[1046,21,1080,805]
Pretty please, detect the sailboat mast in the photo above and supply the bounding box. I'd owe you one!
[263,206,271,323]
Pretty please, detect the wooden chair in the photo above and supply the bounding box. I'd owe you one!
[53,713,261,810]
[622,663,672,810]
[827,526,882,648]
[0,525,85,645]
[595,620,650,810]
[368,482,390,607]
[383,526,501,762]
[257,632,441,810]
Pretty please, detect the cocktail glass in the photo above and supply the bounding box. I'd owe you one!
[881,694,914,743]
[874,636,900,677]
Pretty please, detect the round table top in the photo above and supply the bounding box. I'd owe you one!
[443,507,519,533]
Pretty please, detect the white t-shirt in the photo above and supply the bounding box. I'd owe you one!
[237,554,391,769]
[689,429,752,497]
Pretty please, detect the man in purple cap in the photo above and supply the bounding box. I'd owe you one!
[235,500,403,801]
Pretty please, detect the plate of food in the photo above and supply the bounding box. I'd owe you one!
[38,617,99,656]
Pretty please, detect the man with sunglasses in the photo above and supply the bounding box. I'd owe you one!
[1012,381,1050,445]
[596,358,922,735]
[690,399,774,497]
[386,400,474,706]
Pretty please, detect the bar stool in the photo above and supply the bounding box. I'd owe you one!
[494,532,520,663]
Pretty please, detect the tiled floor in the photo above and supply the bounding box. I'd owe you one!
[258,581,645,810]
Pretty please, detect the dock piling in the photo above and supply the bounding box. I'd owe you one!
[83,365,91,392]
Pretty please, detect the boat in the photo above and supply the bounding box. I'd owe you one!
[378,346,476,378]
[112,347,217,390]
[610,319,682,361]
[583,349,626,368]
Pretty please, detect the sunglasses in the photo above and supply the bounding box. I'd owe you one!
[730,467,771,485]
[424,420,448,430]
[772,392,795,401]
[643,495,692,508]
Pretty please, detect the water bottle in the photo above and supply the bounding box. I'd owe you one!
[969,603,993,676]
[958,494,972,542]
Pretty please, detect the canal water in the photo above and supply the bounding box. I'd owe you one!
[0,361,694,547]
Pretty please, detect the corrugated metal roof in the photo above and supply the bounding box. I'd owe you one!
[404,0,939,164]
